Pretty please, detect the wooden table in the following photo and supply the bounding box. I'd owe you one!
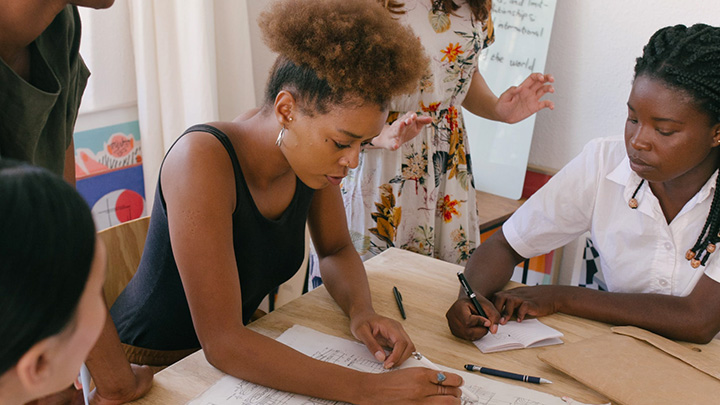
[130,248,611,404]
[476,190,524,232]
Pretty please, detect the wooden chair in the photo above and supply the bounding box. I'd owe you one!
[98,216,150,307]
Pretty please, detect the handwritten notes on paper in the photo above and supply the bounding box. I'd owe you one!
[474,319,564,353]
[186,325,570,405]
[466,0,557,199]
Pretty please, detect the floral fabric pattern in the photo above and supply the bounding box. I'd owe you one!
[341,0,494,265]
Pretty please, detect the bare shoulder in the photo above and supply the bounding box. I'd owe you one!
[161,124,239,211]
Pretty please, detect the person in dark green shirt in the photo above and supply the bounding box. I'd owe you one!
[0,1,152,403]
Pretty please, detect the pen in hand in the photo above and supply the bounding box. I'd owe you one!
[464,364,552,384]
[392,286,406,319]
[457,272,488,319]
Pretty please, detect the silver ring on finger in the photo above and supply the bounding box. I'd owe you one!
[436,372,446,384]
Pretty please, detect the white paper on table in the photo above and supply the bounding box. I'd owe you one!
[186,325,575,405]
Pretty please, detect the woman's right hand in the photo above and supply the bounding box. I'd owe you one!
[358,367,463,404]
[365,112,433,151]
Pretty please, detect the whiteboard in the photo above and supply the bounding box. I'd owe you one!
[465,0,557,199]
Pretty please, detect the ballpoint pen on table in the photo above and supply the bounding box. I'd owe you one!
[457,272,488,318]
[392,286,406,319]
[464,364,552,384]
[412,352,479,402]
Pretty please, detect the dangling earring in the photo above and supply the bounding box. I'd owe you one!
[628,179,644,209]
[275,126,286,147]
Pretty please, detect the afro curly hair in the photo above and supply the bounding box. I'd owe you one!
[259,0,428,114]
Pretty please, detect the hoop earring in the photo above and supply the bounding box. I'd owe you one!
[275,126,286,147]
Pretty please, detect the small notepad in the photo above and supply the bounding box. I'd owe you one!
[474,319,564,353]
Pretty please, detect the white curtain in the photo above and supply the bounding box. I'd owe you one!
[127,0,258,204]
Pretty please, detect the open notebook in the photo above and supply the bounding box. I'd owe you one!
[474,319,564,353]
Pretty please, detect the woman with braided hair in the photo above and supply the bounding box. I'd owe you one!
[446,23,720,344]
[110,0,466,402]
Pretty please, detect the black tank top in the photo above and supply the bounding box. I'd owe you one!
[110,125,315,350]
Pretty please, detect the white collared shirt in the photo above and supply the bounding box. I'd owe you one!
[503,136,720,296]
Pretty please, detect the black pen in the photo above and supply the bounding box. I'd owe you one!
[457,272,487,318]
[465,364,552,384]
[393,286,406,319]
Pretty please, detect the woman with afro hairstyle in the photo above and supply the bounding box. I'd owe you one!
[110,0,465,402]
[446,24,720,345]
[336,0,554,268]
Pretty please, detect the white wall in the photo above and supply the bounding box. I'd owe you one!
[247,1,277,107]
[77,2,137,116]
[531,0,720,171]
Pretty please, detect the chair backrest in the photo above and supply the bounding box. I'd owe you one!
[98,216,150,307]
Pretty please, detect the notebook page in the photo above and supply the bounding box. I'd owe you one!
[474,319,563,353]
[497,319,563,347]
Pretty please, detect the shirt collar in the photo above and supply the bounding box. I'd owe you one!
[607,155,718,208]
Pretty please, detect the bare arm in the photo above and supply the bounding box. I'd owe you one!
[461,71,554,124]
[308,185,414,368]
[495,274,720,344]
[84,309,153,404]
[162,133,462,405]
[64,139,76,186]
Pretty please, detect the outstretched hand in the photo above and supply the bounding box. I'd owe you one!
[495,73,555,124]
[350,311,415,369]
[367,112,433,151]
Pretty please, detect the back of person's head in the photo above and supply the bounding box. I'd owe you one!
[259,0,428,115]
[0,159,96,377]
[634,23,720,124]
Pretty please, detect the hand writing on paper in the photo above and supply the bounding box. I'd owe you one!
[445,296,501,341]
[365,112,433,151]
[493,285,561,323]
[495,73,555,124]
[350,311,415,369]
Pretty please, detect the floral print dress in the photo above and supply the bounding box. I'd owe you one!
[340,0,494,265]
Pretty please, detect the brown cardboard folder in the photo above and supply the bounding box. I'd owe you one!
[538,326,720,405]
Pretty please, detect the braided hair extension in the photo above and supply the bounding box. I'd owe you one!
[634,24,720,268]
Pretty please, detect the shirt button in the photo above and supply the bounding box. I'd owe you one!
[659,279,669,287]
[664,242,672,250]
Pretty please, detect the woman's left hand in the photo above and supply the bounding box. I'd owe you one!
[495,73,555,124]
[492,285,562,323]
[350,311,415,369]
